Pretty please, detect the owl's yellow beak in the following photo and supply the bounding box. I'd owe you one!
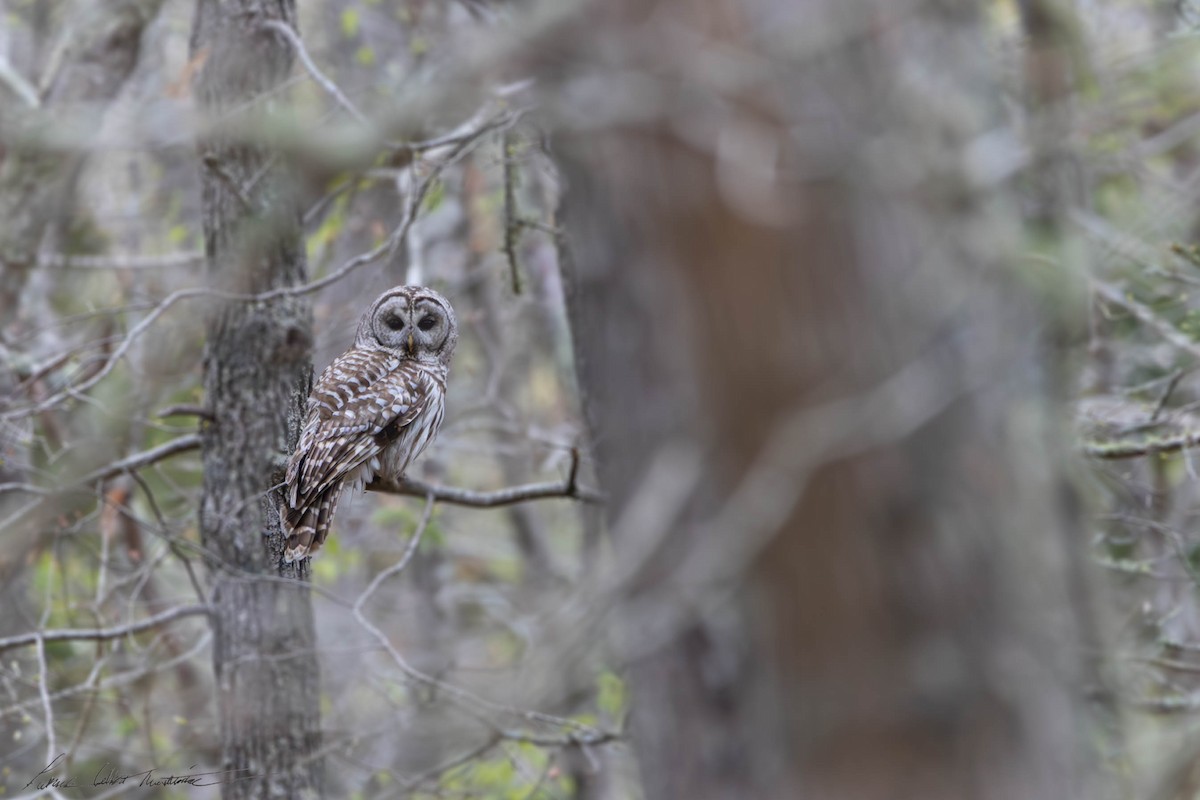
[407,332,415,356]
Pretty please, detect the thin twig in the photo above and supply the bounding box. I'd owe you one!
[400,735,501,791]
[157,404,215,421]
[566,447,580,496]
[502,128,523,294]
[127,469,207,605]
[256,117,506,303]
[35,634,56,767]
[354,494,436,614]
[0,57,39,107]
[0,604,211,656]
[519,218,562,237]
[37,251,203,270]
[261,20,369,127]
[351,500,612,745]
[3,110,521,425]
[367,472,602,507]
[1082,430,1200,460]
[1093,279,1200,360]
[0,435,201,499]
[78,434,202,486]
[3,287,240,420]
[1129,693,1200,714]
[0,633,212,723]
[1151,368,1185,422]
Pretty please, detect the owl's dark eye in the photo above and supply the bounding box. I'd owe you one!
[384,315,404,331]
[417,315,436,331]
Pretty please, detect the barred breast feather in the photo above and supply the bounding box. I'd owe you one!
[282,348,447,563]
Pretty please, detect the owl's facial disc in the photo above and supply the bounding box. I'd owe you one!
[371,298,412,351]
[409,298,450,357]
[356,286,457,365]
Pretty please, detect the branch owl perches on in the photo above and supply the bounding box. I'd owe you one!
[282,285,458,562]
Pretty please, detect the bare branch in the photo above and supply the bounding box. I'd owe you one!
[2,287,236,420]
[34,635,56,768]
[367,473,603,507]
[261,20,369,127]
[1093,279,1200,360]
[503,128,523,294]
[0,434,201,501]
[0,605,211,656]
[253,109,519,303]
[351,503,613,746]
[157,404,215,421]
[78,433,202,485]
[1082,430,1200,460]
[354,494,435,614]
[0,57,39,108]
[1,108,522,424]
[36,251,203,270]
[400,736,501,791]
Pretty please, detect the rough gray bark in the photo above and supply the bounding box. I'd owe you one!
[554,2,1094,799]
[191,1,322,796]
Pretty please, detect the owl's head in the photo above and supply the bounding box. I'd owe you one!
[356,285,458,366]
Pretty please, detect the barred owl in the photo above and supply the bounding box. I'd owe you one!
[282,285,458,563]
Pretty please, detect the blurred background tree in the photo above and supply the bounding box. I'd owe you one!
[2,1,1200,799]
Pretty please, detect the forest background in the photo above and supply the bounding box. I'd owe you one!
[1,1,1197,799]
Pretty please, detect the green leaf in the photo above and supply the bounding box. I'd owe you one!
[167,224,190,246]
[597,669,627,719]
[341,8,360,37]
[421,178,445,214]
[355,45,376,66]
[118,714,139,737]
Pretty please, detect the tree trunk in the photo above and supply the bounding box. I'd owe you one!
[191,1,322,796]
[555,2,1095,798]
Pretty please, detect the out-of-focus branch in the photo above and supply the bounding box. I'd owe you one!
[400,736,502,792]
[157,404,214,421]
[1,110,519,425]
[34,634,56,766]
[36,251,204,270]
[252,108,521,303]
[78,433,202,485]
[1083,430,1200,460]
[1092,280,1200,360]
[0,58,39,108]
[352,499,614,746]
[0,604,211,656]
[0,433,201,499]
[502,129,523,294]
[260,20,369,127]
[2,287,227,420]
[0,0,169,328]
[354,495,435,613]
[0,632,212,723]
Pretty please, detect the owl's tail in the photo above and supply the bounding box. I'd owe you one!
[282,485,342,563]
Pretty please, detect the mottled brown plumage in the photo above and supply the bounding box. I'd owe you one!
[282,286,457,562]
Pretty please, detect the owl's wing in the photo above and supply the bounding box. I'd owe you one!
[286,350,436,507]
